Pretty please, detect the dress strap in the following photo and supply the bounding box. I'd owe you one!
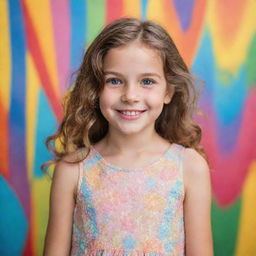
[177,145,186,200]
[178,145,186,175]
[75,148,90,199]
[75,161,83,199]
[171,144,186,197]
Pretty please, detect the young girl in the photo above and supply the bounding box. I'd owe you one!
[43,17,213,256]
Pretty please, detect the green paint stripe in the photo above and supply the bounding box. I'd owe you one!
[87,0,106,45]
[211,197,241,256]
[246,33,256,87]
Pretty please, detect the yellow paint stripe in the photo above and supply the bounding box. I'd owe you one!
[32,177,51,255]
[147,0,167,26]
[0,0,11,109]
[235,162,256,255]
[26,53,40,182]
[24,0,60,98]
[123,0,140,18]
[207,0,256,73]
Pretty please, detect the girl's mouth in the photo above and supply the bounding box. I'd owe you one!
[116,110,146,120]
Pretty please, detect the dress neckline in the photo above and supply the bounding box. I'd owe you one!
[90,143,176,172]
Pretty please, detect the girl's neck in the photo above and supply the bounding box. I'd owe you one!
[99,129,168,155]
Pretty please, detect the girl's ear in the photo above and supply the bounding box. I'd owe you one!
[164,86,174,104]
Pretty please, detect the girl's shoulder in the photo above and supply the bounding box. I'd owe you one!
[183,147,209,176]
[182,147,211,195]
[183,147,208,168]
[52,147,89,200]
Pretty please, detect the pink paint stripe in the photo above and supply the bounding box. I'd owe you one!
[106,0,123,24]
[50,0,70,93]
[200,88,256,206]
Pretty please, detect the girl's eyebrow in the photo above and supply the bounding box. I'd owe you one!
[103,71,162,79]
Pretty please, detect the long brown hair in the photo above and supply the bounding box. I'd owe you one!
[42,17,207,173]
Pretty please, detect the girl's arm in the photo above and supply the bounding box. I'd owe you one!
[183,148,214,256]
[43,158,79,256]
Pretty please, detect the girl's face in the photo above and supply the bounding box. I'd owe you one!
[99,41,173,137]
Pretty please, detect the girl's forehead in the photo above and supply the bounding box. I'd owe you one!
[103,42,163,73]
[106,41,160,58]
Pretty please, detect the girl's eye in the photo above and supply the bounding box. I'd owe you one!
[106,78,122,85]
[142,78,155,86]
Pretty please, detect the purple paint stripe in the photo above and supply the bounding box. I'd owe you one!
[173,0,195,31]
[51,0,70,93]
[9,0,30,218]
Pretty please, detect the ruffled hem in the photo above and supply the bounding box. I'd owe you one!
[86,249,166,256]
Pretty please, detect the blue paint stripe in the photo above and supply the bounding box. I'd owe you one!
[0,176,28,255]
[214,65,247,125]
[141,0,148,19]
[192,29,247,125]
[70,0,87,73]
[192,30,245,151]
[34,90,58,177]
[8,0,30,217]
[191,29,215,99]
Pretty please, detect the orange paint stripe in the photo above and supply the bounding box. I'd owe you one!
[21,1,62,122]
[163,0,206,66]
[216,0,247,42]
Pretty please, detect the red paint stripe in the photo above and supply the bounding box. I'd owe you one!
[22,224,33,256]
[106,0,124,24]
[0,101,9,179]
[21,1,63,123]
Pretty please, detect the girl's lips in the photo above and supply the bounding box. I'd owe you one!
[116,110,146,120]
[117,109,146,112]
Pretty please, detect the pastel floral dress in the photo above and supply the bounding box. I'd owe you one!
[71,143,186,256]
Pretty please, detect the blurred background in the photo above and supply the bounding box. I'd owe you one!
[0,0,256,255]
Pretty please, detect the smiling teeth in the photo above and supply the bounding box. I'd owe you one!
[121,111,141,116]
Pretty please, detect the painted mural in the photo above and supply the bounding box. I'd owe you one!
[0,0,256,255]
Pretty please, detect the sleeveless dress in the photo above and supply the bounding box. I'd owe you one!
[71,143,186,256]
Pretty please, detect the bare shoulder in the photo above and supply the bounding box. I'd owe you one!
[43,148,88,256]
[184,148,209,169]
[52,147,88,198]
[183,148,211,195]
[182,148,214,255]
[183,147,209,171]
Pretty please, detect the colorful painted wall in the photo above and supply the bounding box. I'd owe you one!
[0,0,256,255]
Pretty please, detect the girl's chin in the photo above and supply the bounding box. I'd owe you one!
[111,125,149,137]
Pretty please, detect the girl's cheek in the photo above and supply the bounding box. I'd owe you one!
[145,92,165,104]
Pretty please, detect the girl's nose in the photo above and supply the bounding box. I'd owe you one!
[121,84,140,103]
